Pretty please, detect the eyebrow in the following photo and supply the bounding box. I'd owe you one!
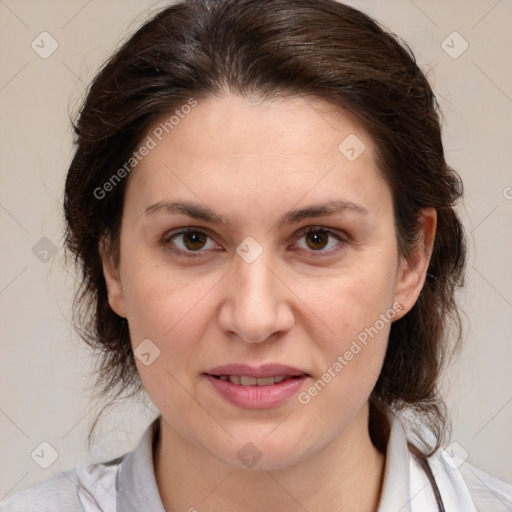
[144,199,368,228]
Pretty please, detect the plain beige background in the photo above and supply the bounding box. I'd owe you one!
[1,0,511,501]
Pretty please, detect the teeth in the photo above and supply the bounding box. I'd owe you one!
[217,375,293,386]
[255,377,276,386]
[239,376,257,386]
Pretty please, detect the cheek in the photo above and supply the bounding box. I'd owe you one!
[299,273,395,409]
[120,263,221,398]
[313,282,392,388]
[305,261,397,340]
[299,256,397,399]
[120,250,203,340]
[125,273,210,415]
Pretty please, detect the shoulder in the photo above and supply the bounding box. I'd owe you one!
[458,459,512,511]
[1,469,83,512]
[429,449,512,511]
[0,459,121,512]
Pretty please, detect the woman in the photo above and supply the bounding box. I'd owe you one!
[3,0,511,510]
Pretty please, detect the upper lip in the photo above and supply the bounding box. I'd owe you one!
[205,363,309,378]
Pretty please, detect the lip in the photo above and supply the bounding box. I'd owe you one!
[203,363,310,409]
[205,363,308,378]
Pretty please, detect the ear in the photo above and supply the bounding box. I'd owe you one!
[100,237,127,318]
[393,208,437,321]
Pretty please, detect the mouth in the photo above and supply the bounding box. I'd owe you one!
[206,374,307,386]
[203,363,311,409]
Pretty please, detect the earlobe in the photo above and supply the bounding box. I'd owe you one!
[100,238,127,318]
[393,208,437,320]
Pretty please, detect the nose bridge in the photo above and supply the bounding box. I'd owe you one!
[219,242,293,343]
[236,249,276,307]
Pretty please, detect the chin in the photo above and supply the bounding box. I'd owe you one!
[217,431,312,472]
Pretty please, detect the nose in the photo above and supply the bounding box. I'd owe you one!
[217,249,294,344]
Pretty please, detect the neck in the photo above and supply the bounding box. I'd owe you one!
[155,403,386,512]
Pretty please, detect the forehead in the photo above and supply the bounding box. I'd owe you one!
[124,94,391,224]
[147,94,373,164]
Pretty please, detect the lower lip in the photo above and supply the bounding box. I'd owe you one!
[204,375,309,409]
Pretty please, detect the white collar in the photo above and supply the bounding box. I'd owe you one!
[377,410,478,511]
[77,411,480,511]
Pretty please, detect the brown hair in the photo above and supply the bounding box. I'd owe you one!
[64,0,466,453]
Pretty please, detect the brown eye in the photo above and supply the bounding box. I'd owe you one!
[163,228,218,256]
[181,231,208,251]
[305,230,330,250]
[295,227,346,256]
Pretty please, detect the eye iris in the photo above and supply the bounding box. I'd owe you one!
[306,230,329,250]
[183,231,207,250]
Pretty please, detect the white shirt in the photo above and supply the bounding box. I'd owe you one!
[2,412,511,511]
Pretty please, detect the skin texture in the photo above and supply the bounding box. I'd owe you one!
[102,93,436,511]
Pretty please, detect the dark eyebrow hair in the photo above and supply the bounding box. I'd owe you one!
[144,199,368,228]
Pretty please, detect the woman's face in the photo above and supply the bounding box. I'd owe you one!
[103,94,432,470]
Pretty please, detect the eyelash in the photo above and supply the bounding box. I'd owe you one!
[161,226,348,258]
